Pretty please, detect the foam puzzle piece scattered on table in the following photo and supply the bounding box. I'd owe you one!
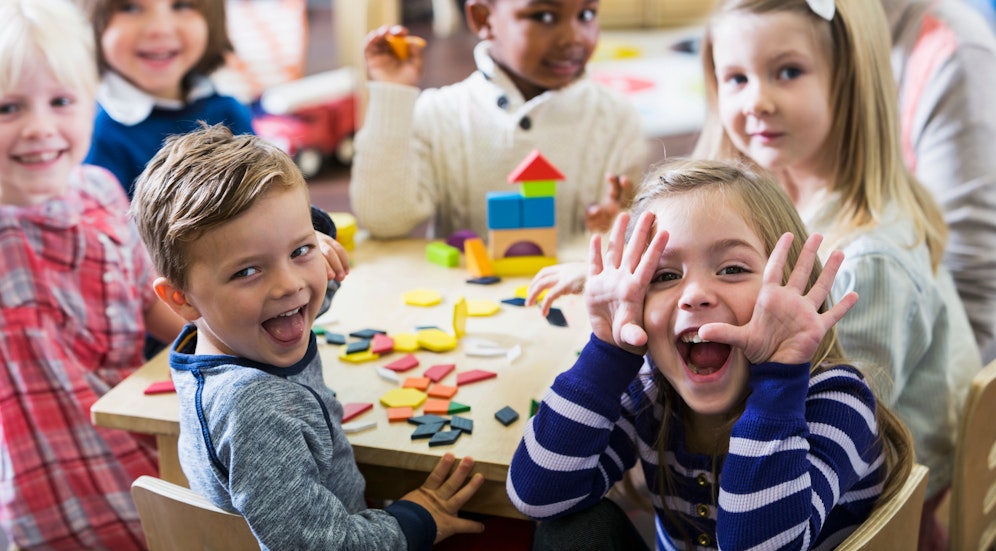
[545,308,568,327]
[392,333,420,352]
[376,366,400,383]
[450,416,474,434]
[144,380,175,395]
[501,297,526,307]
[427,384,458,399]
[384,353,419,372]
[342,419,376,434]
[387,407,414,422]
[447,401,471,414]
[350,328,387,339]
[423,398,451,414]
[423,363,455,382]
[467,276,501,285]
[506,344,522,363]
[342,402,373,422]
[312,326,327,335]
[403,289,442,306]
[530,399,541,417]
[417,328,458,352]
[495,406,520,426]
[457,369,497,386]
[345,340,371,354]
[428,429,462,447]
[338,347,379,363]
[453,297,468,338]
[513,285,547,303]
[403,377,431,391]
[466,299,501,317]
[380,388,427,409]
[408,414,450,426]
[370,333,395,354]
[411,421,446,439]
[324,332,347,345]
[463,338,507,357]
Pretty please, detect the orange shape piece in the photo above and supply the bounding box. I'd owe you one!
[387,406,414,422]
[404,377,432,391]
[427,384,458,399]
[384,33,425,61]
[384,353,419,372]
[423,399,451,415]
[456,369,497,386]
[464,237,494,278]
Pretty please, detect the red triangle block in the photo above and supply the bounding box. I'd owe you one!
[342,402,373,422]
[423,363,455,382]
[456,369,497,386]
[506,149,565,183]
[384,353,419,372]
[370,333,395,354]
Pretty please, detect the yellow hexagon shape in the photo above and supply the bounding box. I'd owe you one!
[403,288,442,306]
[380,388,427,409]
[392,333,420,352]
[466,299,501,317]
[513,285,546,303]
[417,328,457,352]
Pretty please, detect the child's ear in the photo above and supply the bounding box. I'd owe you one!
[153,277,201,322]
[465,0,494,40]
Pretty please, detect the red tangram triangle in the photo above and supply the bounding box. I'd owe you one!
[506,149,565,183]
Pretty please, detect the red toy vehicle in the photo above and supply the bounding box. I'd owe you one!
[253,68,358,179]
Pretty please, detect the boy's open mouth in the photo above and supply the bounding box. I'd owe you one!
[261,306,306,344]
[678,332,731,376]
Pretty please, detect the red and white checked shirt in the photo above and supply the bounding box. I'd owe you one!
[0,165,158,550]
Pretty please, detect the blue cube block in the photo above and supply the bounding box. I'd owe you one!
[487,192,523,229]
[521,196,555,228]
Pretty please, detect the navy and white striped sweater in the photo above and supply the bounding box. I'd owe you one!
[507,336,886,550]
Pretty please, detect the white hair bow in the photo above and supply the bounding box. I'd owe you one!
[806,0,835,20]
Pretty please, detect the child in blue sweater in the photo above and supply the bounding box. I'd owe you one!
[82,0,253,197]
[507,160,914,550]
[130,124,484,550]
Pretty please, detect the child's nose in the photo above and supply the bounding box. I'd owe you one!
[678,279,715,310]
[743,81,775,116]
[22,109,56,139]
[270,267,306,298]
[143,4,180,34]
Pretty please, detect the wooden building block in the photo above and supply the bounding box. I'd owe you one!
[521,196,555,228]
[426,241,460,267]
[492,256,558,277]
[464,237,495,278]
[488,227,557,259]
[486,192,522,229]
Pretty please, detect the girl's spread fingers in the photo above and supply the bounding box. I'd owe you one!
[605,212,630,268]
[635,227,668,284]
[787,233,822,291]
[763,233,794,286]
[622,212,653,272]
[588,234,604,278]
[810,249,846,305]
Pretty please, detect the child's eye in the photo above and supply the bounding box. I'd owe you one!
[232,266,259,279]
[579,8,597,22]
[778,66,803,80]
[531,11,556,24]
[651,271,681,284]
[291,244,312,259]
[173,0,199,11]
[117,2,140,13]
[724,73,747,86]
[0,102,19,115]
[718,265,749,276]
[51,96,74,108]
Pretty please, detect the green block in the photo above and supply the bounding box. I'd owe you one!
[425,242,460,268]
[447,401,471,414]
[520,180,556,198]
[530,399,540,418]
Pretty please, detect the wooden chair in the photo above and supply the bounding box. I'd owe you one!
[836,463,930,550]
[131,475,259,551]
[949,358,996,551]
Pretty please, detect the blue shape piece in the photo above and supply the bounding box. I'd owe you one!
[521,196,556,228]
[495,406,519,426]
[428,429,462,447]
[345,339,371,354]
[546,308,568,327]
[502,297,526,307]
[408,414,450,426]
[350,328,387,339]
[414,325,443,331]
[450,416,474,434]
[324,332,347,345]
[411,422,446,439]
[487,191,523,229]
[467,276,502,285]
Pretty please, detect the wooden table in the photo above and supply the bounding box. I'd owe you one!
[91,238,592,518]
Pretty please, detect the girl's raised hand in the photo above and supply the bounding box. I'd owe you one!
[698,233,857,365]
[363,25,425,86]
[585,211,668,355]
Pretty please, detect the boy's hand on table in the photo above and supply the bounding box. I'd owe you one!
[585,174,632,234]
[316,232,349,283]
[364,25,425,86]
[401,453,485,542]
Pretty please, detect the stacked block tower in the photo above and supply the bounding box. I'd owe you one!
[485,150,564,276]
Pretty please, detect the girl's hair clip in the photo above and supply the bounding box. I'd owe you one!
[806,0,835,20]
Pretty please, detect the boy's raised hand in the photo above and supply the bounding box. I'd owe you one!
[363,25,426,86]
[698,233,858,365]
[585,174,632,233]
[400,453,485,542]
[316,232,349,283]
[585,211,668,355]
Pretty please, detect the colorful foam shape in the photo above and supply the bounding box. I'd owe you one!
[492,256,558,277]
[521,196,556,228]
[408,414,450,426]
[324,332,347,345]
[403,289,442,306]
[384,353,419,372]
[380,388,427,409]
[450,416,474,434]
[448,401,471,414]
[387,406,414,422]
[376,366,400,383]
[453,297,468,338]
[546,308,568,327]
[456,369,497,386]
[427,384,458,399]
[144,380,175,395]
[466,299,501,317]
[345,340,371,354]
[370,333,395,354]
[506,149,565,183]
[495,406,520,426]
[403,377,431,391]
[411,421,446,439]
[417,328,458,352]
[486,191,523,229]
[428,429,462,447]
[520,180,557,198]
[392,333,420,352]
[424,398,451,414]
[338,347,379,363]
[350,329,387,339]
[312,326,326,335]
[446,229,479,252]
[342,402,373,422]
[426,241,460,267]
[423,363,455,382]
[464,237,495,278]
[467,276,501,285]
[342,419,376,433]
[502,297,526,307]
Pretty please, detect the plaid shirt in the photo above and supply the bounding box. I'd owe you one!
[0,165,158,550]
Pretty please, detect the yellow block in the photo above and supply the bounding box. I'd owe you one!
[403,289,442,306]
[466,299,501,317]
[329,212,357,250]
[493,256,558,277]
[380,388,427,408]
[417,328,458,352]
[338,347,379,363]
[392,333,420,352]
[453,297,468,338]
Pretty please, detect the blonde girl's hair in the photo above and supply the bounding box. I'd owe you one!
[79,0,233,78]
[0,0,98,98]
[628,159,913,545]
[693,0,947,271]
[130,123,306,290]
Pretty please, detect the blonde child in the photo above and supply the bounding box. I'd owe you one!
[0,0,185,548]
[507,160,914,550]
[80,0,253,197]
[695,0,981,546]
[130,124,485,550]
[350,0,648,240]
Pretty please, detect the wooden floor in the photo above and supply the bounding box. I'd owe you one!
[302,3,697,214]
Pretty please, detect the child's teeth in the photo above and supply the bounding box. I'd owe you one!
[278,307,300,318]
